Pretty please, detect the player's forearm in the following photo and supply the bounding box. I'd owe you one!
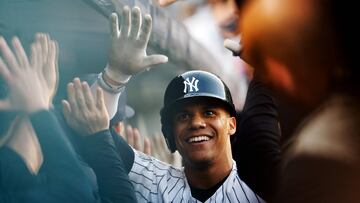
[90,80,121,119]
[79,130,137,203]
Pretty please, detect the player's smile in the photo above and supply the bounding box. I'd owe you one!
[185,134,214,149]
[186,135,211,143]
[184,130,214,144]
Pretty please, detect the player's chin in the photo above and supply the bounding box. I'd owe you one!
[184,151,214,164]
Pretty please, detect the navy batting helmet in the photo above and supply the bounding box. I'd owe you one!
[160,70,236,152]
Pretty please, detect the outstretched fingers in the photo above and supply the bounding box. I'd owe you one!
[82,81,95,111]
[61,99,72,123]
[40,34,59,88]
[0,56,11,110]
[95,87,107,113]
[67,82,78,112]
[46,39,59,94]
[120,6,131,39]
[12,37,30,69]
[110,13,120,39]
[138,14,152,47]
[30,42,39,70]
[0,57,11,84]
[144,137,151,155]
[37,33,49,63]
[73,78,87,112]
[129,7,141,40]
[32,41,43,73]
[125,125,135,147]
[132,127,141,150]
[0,37,20,73]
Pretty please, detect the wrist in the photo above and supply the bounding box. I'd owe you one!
[104,64,131,84]
[25,102,49,114]
[97,72,125,93]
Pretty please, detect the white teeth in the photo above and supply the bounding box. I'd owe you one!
[188,136,210,143]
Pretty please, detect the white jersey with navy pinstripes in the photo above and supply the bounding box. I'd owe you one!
[129,149,265,203]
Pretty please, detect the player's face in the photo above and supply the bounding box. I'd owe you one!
[172,98,236,166]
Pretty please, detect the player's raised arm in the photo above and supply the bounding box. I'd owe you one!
[91,6,168,119]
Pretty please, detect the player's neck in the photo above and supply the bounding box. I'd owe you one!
[184,155,233,189]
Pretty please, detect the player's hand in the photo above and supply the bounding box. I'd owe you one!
[106,6,168,82]
[156,0,178,7]
[120,124,151,155]
[224,38,242,56]
[224,38,255,80]
[151,132,182,167]
[0,34,58,113]
[62,78,110,136]
[36,33,59,108]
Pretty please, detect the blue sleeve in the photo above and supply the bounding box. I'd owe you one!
[110,128,135,173]
[78,130,137,203]
[231,80,282,201]
[29,110,98,203]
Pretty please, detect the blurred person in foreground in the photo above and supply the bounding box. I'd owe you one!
[237,0,360,202]
[0,34,97,202]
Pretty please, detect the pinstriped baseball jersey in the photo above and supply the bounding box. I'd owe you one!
[129,150,265,203]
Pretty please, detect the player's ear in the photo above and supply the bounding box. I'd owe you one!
[228,116,236,136]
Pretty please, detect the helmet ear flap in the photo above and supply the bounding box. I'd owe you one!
[161,124,177,153]
[160,109,177,153]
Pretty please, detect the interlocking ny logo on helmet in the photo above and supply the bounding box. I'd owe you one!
[183,77,199,93]
[160,70,236,152]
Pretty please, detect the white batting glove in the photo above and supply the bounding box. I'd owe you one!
[106,6,168,83]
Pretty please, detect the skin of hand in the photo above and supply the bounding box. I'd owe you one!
[224,38,254,80]
[106,6,168,81]
[36,33,59,108]
[121,124,151,155]
[62,78,110,136]
[156,0,178,7]
[150,132,182,167]
[119,125,181,166]
[0,34,58,113]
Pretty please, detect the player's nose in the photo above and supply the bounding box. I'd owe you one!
[189,113,206,130]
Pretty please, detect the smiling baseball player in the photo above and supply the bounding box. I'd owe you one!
[128,70,264,203]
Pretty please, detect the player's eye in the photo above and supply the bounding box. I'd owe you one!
[204,110,215,117]
[175,112,191,121]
